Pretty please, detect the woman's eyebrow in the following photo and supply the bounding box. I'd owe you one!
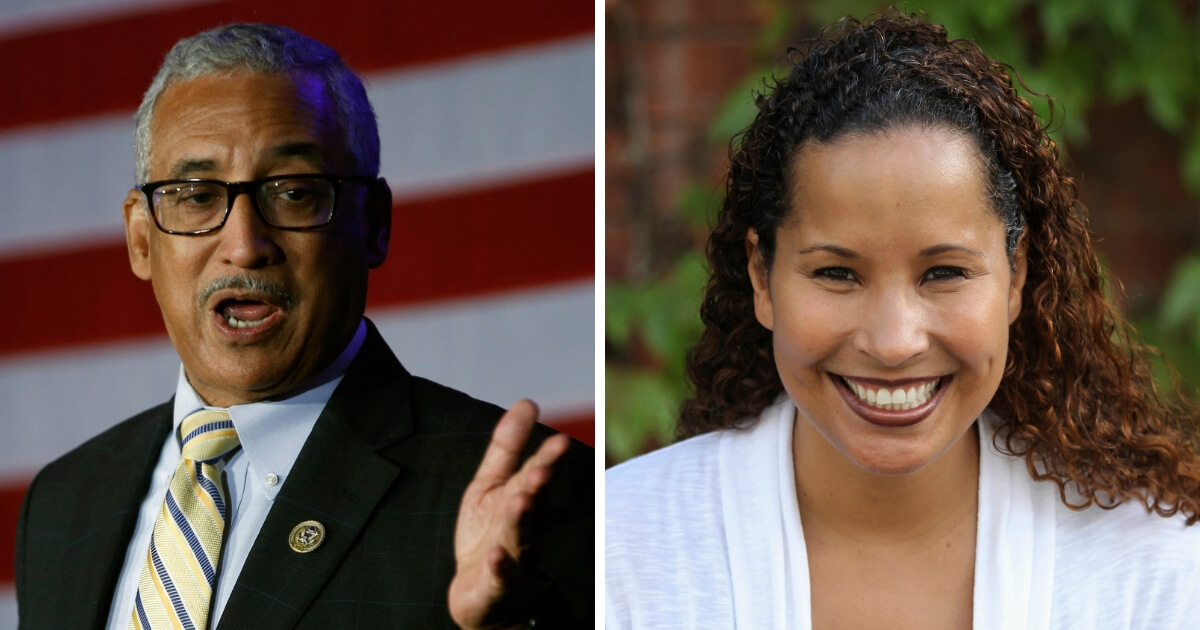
[797,243,858,258]
[919,244,985,258]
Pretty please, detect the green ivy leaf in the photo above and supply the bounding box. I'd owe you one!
[605,365,680,462]
[1159,256,1200,332]
[708,70,775,146]
[605,282,639,347]
[756,4,795,57]
[1097,0,1138,39]
[917,0,975,40]
[1038,0,1089,49]
[973,0,1020,31]
[1105,54,1140,102]
[1183,126,1200,198]
[675,182,723,230]
[639,252,707,362]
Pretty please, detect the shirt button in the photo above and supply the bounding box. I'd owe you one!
[265,473,279,486]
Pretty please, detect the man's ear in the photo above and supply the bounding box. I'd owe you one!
[123,189,152,281]
[364,177,391,269]
[1008,228,1028,325]
[746,228,775,331]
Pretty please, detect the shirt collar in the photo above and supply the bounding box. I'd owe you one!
[171,319,368,498]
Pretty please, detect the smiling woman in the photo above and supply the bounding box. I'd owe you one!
[605,13,1200,630]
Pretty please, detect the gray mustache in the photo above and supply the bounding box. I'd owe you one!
[198,275,296,309]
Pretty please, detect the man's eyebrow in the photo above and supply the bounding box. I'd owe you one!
[168,159,218,179]
[266,142,326,166]
[164,143,325,180]
[919,244,985,258]
[797,243,859,259]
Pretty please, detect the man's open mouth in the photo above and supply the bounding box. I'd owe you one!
[217,299,278,329]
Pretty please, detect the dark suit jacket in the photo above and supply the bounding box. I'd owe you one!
[15,322,593,629]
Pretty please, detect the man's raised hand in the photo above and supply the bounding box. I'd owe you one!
[448,399,570,629]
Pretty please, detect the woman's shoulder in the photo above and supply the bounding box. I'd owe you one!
[1050,499,1200,624]
[979,411,1200,619]
[1053,494,1200,572]
[605,428,748,629]
[606,430,725,519]
[980,409,1200,557]
[606,397,792,513]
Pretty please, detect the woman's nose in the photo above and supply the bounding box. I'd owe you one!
[852,285,931,367]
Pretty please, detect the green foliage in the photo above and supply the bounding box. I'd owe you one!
[1138,255,1200,400]
[605,250,708,462]
[707,71,775,146]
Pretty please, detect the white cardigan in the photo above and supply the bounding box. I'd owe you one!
[605,398,1200,629]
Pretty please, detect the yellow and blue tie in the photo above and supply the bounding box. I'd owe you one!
[130,409,241,630]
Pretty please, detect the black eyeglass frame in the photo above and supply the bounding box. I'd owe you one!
[138,173,379,236]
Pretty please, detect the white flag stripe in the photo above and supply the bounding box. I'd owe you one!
[0,36,593,255]
[0,586,14,630]
[0,0,215,36]
[0,280,593,483]
[375,37,594,200]
[0,113,133,256]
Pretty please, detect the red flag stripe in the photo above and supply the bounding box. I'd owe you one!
[0,168,593,357]
[547,414,596,447]
[0,0,592,132]
[0,483,22,586]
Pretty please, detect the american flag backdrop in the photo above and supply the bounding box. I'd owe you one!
[0,0,595,624]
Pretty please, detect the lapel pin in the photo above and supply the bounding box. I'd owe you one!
[289,520,326,553]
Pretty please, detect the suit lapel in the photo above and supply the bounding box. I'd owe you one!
[218,324,415,629]
[69,403,172,629]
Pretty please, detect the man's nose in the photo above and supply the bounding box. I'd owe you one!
[852,285,931,367]
[215,193,283,268]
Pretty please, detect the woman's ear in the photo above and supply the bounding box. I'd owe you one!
[746,228,775,331]
[1008,228,1028,325]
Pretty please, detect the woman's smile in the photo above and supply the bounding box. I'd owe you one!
[831,373,952,428]
[837,375,944,410]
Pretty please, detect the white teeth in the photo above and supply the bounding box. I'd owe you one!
[842,377,941,411]
[226,315,266,329]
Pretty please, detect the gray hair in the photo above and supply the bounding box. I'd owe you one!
[133,23,379,184]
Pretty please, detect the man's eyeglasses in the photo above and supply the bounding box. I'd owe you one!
[138,174,377,235]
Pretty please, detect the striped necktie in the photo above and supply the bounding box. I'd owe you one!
[130,409,241,630]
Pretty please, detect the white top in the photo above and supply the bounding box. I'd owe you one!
[105,320,367,630]
[605,398,1200,629]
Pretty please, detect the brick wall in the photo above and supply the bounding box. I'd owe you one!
[606,0,768,280]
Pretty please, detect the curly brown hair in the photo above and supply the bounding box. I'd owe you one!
[680,13,1200,524]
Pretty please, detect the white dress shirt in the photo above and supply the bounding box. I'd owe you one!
[105,320,367,630]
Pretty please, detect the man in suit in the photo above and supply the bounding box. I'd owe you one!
[15,23,591,630]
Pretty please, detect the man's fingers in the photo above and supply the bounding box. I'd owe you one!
[506,434,568,499]
[530,433,570,468]
[474,399,540,484]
